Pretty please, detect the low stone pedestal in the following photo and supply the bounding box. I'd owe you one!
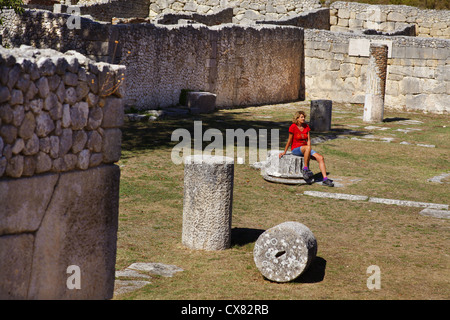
[182,155,234,250]
[262,151,310,184]
[253,221,317,282]
[310,100,332,132]
[187,92,217,114]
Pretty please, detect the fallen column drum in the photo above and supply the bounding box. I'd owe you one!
[253,221,317,282]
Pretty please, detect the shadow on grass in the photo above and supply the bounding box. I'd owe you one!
[383,117,410,122]
[231,227,265,246]
[121,111,369,160]
[294,257,327,283]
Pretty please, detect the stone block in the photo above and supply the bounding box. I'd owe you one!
[310,100,332,132]
[187,91,217,114]
[253,221,317,282]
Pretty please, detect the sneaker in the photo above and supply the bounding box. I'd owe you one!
[301,169,314,180]
[322,178,334,187]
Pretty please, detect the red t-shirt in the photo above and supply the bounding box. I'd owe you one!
[289,123,310,150]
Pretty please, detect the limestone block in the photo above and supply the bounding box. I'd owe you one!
[0,234,35,299]
[187,91,217,114]
[182,155,234,251]
[20,165,120,299]
[253,221,317,282]
[310,100,332,132]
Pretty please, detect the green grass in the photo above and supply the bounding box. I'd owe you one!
[114,101,449,300]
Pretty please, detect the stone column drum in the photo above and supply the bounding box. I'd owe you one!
[363,44,388,123]
[182,155,234,251]
[309,100,332,132]
[253,221,317,282]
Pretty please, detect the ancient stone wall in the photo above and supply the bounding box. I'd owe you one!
[304,29,449,114]
[1,10,304,110]
[1,9,114,62]
[61,0,322,23]
[330,1,450,39]
[55,0,151,22]
[117,23,304,109]
[150,0,323,24]
[0,45,124,299]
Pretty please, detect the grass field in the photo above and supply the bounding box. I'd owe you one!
[113,101,449,300]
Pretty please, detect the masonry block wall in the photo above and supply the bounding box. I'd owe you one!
[304,30,449,114]
[0,45,124,299]
[330,1,450,39]
[117,23,304,109]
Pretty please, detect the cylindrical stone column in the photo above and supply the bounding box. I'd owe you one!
[253,221,317,282]
[182,155,234,251]
[264,150,304,178]
[363,44,388,123]
[309,100,332,132]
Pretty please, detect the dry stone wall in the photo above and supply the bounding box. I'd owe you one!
[116,23,304,109]
[330,1,450,39]
[0,45,124,299]
[0,45,125,178]
[304,29,449,114]
[63,0,322,23]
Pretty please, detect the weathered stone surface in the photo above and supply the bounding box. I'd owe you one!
[253,221,317,282]
[0,165,120,299]
[35,112,55,137]
[101,128,122,163]
[419,208,450,219]
[0,173,59,234]
[263,150,304,178]
[0,234,35,299]
[101,97,124,128]
[187,91,217,114]
[182,155,234,251]
[18,112,36,140]
[70,102,89,130]
[303,190,368,201]
[310,100,332,132]
[71,130,88,154]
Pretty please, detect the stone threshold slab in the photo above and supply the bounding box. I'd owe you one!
[302,191,449,211]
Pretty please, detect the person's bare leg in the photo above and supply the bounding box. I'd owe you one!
[301,145,311,168]
[311,153,327,178]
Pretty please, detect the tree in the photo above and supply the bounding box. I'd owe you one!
[1,0,24,24]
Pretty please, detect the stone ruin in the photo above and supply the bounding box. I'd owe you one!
[0,45,125,299]
[0,0,448,114]
[0,0,449,297]
[253,221,317,283]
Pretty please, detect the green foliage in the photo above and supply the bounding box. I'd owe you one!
[0,0,24,24]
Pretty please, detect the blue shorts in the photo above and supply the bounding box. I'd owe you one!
[292,147,316,157]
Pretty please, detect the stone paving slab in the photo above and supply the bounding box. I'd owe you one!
[419,208,450,219]
[302,191,449,212]
[303,190,368,201]
[427,172,450,183]
[368,197,448,210]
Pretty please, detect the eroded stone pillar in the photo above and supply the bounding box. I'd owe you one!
[182,155,234,251]
[310,100,332,132]
[253,221,317,282]
[363,44,388,123]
